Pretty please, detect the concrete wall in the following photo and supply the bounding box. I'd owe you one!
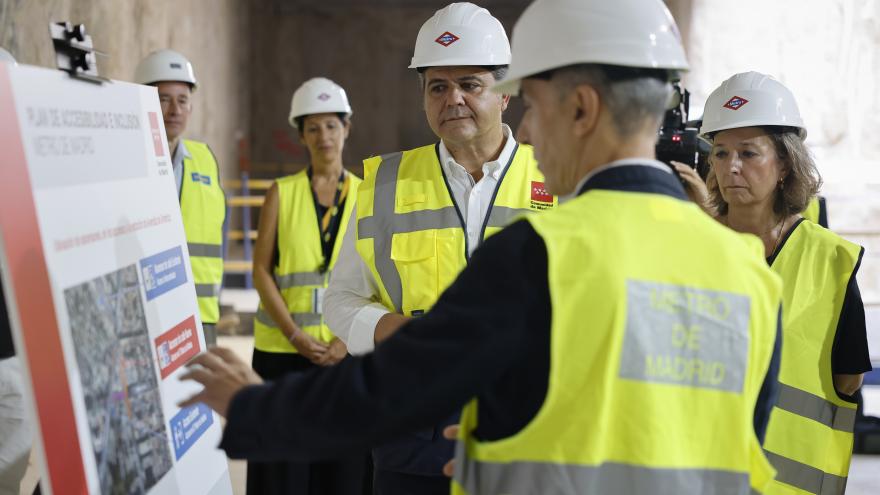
[0,0,687,180]
[246,1,529,178]
[0,0,250,180]
[243,0,689,176]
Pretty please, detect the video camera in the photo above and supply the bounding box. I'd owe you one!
[655,83,711,179]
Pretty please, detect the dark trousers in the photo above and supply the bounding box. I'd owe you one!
[247,349,371,495]
[248,457,369,495]
[374,470,450,495]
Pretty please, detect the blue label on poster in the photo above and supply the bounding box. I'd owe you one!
[140,246,187,301]
[169,403,213,460]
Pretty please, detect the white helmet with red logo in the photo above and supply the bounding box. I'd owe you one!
[492,0,688,95]
[135,49,198,90]
[288,77,352,129]
[700,71,806,139]
[409,2,511,69]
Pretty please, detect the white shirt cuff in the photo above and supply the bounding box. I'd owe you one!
[347,303,389,355]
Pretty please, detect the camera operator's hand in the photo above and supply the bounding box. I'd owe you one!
[671,161,712,215]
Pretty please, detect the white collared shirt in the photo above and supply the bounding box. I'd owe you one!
[438,124,517,255]
[171,140,192,197]
[324,125,517,355]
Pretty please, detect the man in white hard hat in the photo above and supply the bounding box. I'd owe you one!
[0,45,34,495]
[134,50,226,346]
[181,1,784,493]
[320,3,551,493]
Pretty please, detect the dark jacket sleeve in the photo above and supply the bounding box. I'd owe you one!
[754,306,782,443]
[0,279,14,359]
[832,274,872,375]
[220,222,541,461]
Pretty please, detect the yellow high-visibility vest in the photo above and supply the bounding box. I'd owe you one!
[253,170,361,353]
[763,220,863,495]
[179,139,225,324]
[453,187,782,495]
[355,143,554,316]
[802,197,827,228]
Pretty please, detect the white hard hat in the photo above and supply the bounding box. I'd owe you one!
[134,49,198,90]
[493,0,689,95]
[288,77,353,129]
[409,2,511,69]
[0,47,15,64]
[700,71,806,139]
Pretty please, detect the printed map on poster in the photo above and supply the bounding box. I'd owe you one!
[65,264,174,494]
[0,62,232,495]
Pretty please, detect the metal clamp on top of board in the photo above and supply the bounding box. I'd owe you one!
[49,22,108,84]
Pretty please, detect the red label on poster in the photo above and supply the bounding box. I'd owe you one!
[155,315,200,379]
[148,111,165,156]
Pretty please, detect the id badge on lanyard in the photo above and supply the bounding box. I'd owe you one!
[313,287,326,315]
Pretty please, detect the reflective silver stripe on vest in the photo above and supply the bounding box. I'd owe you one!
[357,152,460,312]
[255,309,322,328]
[188,242,223,258]
[360,207,460,235]
[764,450,847,495]
[453,443,753,495]
[275,271,326,289]
[195,283,220,298]
[775,383,857,433]
[486,206,532,229]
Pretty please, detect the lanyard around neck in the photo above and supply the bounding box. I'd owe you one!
[308,167,349,273]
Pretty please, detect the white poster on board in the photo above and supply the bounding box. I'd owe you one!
[0,62,231,495]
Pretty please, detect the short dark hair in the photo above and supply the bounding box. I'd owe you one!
[486,65,508,82]
[295,112,350,136]
[150,81,195,91]
[417,65,509,90]
[706,126,821,217]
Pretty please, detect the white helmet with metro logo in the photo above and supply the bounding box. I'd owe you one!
[493,0,689,95]
[288,77,353,129]
[700,71,806,139]
[409,2,511,69]
[135,49,198,90]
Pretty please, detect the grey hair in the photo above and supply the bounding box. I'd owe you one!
[417,65,509,90]
[549,64,672,136]
[488,65,508,83]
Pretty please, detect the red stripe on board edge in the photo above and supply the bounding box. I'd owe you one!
[0,64,89,494]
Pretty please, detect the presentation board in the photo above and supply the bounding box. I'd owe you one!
[0,62,232,495]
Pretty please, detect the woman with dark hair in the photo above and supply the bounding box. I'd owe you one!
[247,77,367,495]
[678,71,870,495]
